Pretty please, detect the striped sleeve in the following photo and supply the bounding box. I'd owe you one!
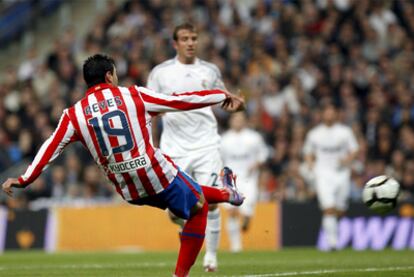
[133,86,227,113]
[18,109,78,186]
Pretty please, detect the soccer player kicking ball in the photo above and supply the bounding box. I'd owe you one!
[1,54,245,277]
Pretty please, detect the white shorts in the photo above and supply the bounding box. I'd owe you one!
[224,176,258,217]
[171,148,223,187]
[315,170,350,211]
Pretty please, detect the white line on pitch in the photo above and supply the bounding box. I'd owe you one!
[236,266,414,277]
[0,262,169,270]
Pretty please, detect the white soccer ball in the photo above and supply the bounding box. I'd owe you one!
[362,175,400,214]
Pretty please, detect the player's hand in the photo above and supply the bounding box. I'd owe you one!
[222,91,245,112]
[2,178,21,197]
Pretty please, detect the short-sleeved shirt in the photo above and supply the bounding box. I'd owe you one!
[147,57,225,157]
[303,123,358,173]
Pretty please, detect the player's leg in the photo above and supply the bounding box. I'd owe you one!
[167,171,207,277]
[335,176,351,232]
[336,174,351,212]
[315,174,338,250]
[193,150,223,272]
[321,208,337,250]
[180,171,243,206]
[241,216,251,232]
[128,172,206,277]
[173,168,244,277]
[167,156,194,229]
[226,206,242,252]
[175,198,208,277]
[240,179,258,233]
[226,178,256,252]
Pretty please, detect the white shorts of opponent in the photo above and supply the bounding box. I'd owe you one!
[314,169,351,211]
[171,148,223,187]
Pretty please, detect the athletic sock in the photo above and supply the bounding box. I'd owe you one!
[227,215,242,252]
[322,215,337,249]
[175,202,208,277]
[201,185,229,203]
[205,208,221,263]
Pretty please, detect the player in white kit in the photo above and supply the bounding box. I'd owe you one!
[220,112,268,252]
[303,104,358,250]
[147,23,226,271]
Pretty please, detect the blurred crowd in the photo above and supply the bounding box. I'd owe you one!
[1,0,414,209]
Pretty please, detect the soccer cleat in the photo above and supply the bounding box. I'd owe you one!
[204,264,217,273]
[203,252,218,272]
[221,167,244,206]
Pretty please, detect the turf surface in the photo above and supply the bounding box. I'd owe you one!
[0,248,413,276]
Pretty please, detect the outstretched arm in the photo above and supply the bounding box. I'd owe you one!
[132,86,244,114]
[2,110,78,197]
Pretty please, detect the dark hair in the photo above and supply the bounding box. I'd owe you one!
[173,22,197,41]
[83,54,115,88]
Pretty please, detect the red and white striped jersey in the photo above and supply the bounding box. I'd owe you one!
[18,83,227,201]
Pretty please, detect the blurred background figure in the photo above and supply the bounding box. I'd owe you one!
[221,112,268,252]
[303,104,359,251]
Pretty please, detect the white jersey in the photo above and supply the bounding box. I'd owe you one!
[147,57,225,157]
[303,123,358,174]
[220,128,268,182]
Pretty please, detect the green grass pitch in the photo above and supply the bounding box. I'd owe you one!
[1,248,414,276]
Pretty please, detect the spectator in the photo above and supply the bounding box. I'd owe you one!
[1,0,414,207]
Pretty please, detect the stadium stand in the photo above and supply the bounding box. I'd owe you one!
[1,0,414,210]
